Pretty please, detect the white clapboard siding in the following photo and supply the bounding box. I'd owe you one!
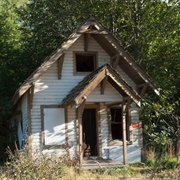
[99,104,109,159]
[67,108,77,157]
[87,82,123,102]
[30,35,137,150]
[130,102,139,123]
[130,102,140,144]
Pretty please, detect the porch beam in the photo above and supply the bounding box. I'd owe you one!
[122,102,127,165]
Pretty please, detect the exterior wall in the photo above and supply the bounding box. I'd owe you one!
[30,34,140,161]
[99,103,141,163]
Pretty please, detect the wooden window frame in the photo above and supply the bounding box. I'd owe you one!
[41,105,68,150]
[73,51,98,75]
[109,107,131,144]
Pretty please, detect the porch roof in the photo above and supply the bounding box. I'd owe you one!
[61,64,141,107]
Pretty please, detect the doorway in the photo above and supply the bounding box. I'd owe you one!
[82,108,97,157]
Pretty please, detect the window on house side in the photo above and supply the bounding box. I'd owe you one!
[111,108,130,141]
[75,53,96,72]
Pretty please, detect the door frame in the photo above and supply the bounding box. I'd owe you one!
[77,103,100,165]
[82,105,99,157]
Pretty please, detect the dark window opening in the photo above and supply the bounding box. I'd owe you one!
[111,108,129,141]
[111,108,122,140]
[75,54,96,72]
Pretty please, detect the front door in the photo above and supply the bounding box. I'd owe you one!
[82,108,97,157]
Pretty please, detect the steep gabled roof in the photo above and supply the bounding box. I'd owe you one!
[12,18,158,105]
[61,64,141,107]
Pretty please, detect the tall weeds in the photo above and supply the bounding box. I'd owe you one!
[3,146,79,180]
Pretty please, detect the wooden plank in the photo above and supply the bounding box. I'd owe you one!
[57,54,65,79]
[78,29,108,34]
[122,103,127,165]
[100,76,108,94]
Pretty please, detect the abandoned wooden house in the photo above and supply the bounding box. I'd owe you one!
[12,18,158,167]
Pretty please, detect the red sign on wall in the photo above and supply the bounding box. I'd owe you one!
[132,123,139,128]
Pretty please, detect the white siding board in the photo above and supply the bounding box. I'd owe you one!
[67,108,77,153]
[87,82,123,102]
[99,104,109,159]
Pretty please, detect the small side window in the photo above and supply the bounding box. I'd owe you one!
[74,52,97,73]
[110,108,130,141]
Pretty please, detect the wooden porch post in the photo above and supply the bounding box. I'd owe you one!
[122,103,127,165]
[77,100,86,166]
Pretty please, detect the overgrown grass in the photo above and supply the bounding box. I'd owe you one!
[0,146,180,180]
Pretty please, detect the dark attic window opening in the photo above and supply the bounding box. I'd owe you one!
[75,53,96,72]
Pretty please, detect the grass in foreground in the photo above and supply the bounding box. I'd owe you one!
[0,146,180,180]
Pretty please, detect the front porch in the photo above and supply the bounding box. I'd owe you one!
[82,156,125,169]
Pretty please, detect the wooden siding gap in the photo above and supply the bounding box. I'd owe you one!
[57,54,65,79]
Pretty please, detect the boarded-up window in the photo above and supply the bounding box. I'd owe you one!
[43,108,65,146]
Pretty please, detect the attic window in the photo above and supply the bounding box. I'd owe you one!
[74,52,96,73]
